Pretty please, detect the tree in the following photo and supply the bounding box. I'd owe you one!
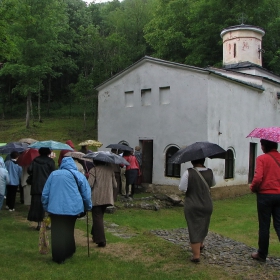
[0,0,68,127]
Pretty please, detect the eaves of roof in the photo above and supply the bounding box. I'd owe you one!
[95,56,265,92]
[206,63,280,85]
[208,70,265,92]
[95,56,207,91]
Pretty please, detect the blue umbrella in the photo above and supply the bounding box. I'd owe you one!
[0,142,29,154]
[28,140,74,151]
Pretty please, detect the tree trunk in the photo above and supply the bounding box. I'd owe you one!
[47,74,51,116]
[38,80,41,122]
[83,108,86,131]
[26,94,31,128]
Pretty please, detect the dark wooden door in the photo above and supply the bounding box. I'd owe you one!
[141,140,153,183]
[248,142,257,183]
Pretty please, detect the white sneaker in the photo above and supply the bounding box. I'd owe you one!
[5,206,9,210]
[9,209,15,212]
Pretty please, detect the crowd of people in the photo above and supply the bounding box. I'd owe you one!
[0,140,142,264]
[1,138,279,265]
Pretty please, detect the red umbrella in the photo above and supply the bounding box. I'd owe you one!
[17,148,40,166]
[246,127,280,143]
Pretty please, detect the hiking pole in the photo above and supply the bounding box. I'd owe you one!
[87,211,89,257]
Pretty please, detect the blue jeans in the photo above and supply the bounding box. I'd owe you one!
[257,193,280,259]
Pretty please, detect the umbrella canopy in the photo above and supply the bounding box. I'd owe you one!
[78,140,103,147]
[168,141,226,164]
[64,151,92,162]
[246,127,280,143]
[0,142,29,154]
[83,151,130,165]
[106,144,133,152]
[18,138,38,144]
[28,140,74,151]
[17,148,40,166]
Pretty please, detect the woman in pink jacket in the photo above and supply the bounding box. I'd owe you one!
[123,151,140,198]
[250,139,280,262]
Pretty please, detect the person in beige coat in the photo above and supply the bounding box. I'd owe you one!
[88,160,117,247]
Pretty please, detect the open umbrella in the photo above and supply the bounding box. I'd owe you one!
[18,138,38,144]
[106,144,133,152]
[246,127,280,143]
[64,151,92,162]
[0,142,29,154]
[28,140,74,151]
[83,151,130,165]
[17,148,40,166]
[78,140,103,148]
[168,141,226,164]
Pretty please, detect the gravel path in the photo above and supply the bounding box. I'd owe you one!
[151,228,280,279]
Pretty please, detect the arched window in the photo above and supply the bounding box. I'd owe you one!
[225,149,234,179]
[165,147,181,178]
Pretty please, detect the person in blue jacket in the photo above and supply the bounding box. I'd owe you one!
[0,157,10,211]
[42,157,92,264]
[5,151,22,211]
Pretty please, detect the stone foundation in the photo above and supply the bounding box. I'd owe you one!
[142,183,251,200]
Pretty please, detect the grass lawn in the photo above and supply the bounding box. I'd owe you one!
[0,193,279,280]
[0,117,279,279]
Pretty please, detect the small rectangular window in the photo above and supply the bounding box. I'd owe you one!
[234,43,236,58]
[141,89,151,106]
[159,86,170,105]
[125,91,134,107]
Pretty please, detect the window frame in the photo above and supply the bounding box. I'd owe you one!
[224,149,235,179]
[165,146,181,178]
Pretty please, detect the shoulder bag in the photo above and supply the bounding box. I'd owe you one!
[267,153,280,168]
[68,170,87,218]
[193,168,211,192]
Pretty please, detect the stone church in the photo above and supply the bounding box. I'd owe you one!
[96,24,280,197]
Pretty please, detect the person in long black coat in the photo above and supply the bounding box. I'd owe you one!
[27,148,55,230]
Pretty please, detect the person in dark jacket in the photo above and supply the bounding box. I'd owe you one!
[42,157,92,264]
[27,148,55,230]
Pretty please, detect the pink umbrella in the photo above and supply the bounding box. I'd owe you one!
[246,127,280,143]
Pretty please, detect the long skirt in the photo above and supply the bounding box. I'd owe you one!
[184,199,213,243]
[91,205,107,244]
[27,195,45,222]
[125,169,138,185]
[50,215,77,264]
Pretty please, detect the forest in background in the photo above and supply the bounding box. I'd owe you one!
[0,0,280,127]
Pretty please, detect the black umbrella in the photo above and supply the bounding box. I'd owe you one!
[106,144,133,152]
[168,141,226,164]
[0,142,29,154]
[83,151,130,165]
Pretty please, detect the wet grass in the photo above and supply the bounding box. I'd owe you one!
[0,118,279,279]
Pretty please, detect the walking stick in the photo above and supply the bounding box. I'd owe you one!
[87,211,90,257]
